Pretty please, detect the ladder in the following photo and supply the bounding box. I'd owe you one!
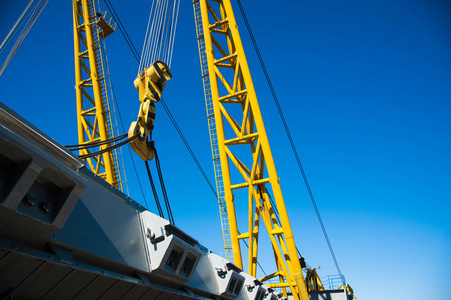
[193,0,234,263]
[88,0,125,192]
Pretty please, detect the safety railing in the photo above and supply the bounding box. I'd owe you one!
[320,274,346,290]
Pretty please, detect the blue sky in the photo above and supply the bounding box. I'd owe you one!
[1,1,450,299]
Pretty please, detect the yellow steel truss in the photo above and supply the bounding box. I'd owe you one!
[193,0,234,263]
[73,0,123,190]
[193,0,309,299]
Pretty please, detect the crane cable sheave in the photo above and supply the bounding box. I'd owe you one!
[128,61,172,161]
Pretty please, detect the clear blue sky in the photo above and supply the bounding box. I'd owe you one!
[1,1,450,299]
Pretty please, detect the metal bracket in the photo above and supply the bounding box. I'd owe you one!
[147,227,165,244]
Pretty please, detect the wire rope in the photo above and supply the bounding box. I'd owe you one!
[101,0,152,207]
[65,133,128,150]
[0,0,48,76]
[152,0,166,63]
[79,132,139,159]
[101,0,223,228]
[131,0,217,197]
[138,1,155,73]
[145,160,165,218]
[105,0,182,223]
[157,0,169,62]
[98,0,273,278]
[109,82,150,209]
[103,0,140,62]
[0,0,34,55]
[138,0,180,71]
[167,0,180,67]
[98,2,270,277]
[155,150,175,224]
[236,0,343,277]
[160,98,218,197]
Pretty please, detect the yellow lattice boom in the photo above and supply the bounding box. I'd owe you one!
[193,0,309,299]
[73,0,124,191]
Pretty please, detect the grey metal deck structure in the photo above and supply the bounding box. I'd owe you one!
[0,102,349,300]
[0,102,277,300]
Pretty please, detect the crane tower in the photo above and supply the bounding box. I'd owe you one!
[73,0,124,191]
[193,0,309,299]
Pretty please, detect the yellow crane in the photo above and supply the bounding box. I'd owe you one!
[73,0,171,191]
[73,0,124,191]
[72,1,322,299]
[193,0,309,299]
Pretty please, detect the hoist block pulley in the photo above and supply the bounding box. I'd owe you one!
[128,61,172,161]
[134,61,172,103]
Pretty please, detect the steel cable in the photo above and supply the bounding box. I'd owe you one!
[155,150,175,224]
[0,0,34,55]
[109,81,150,209]
[103,0,140,62]
[79,132,139,159]
[236,0,343,277]
[105,0,217,216]
[65,133,128,150]
[145,160,165,218]
[160,98,218,197]
[97,0,277,279]
[102,0,153,207]
[0,0,49,76]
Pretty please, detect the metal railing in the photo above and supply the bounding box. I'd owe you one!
[320,274,346,290]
